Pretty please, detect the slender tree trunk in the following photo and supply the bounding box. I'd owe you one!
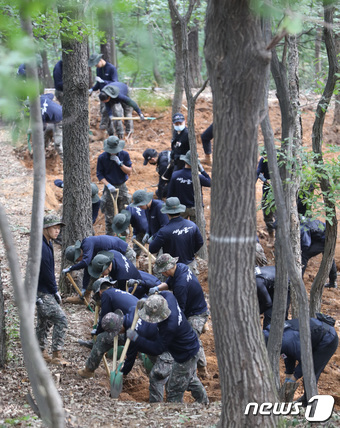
[98,9,116,66]
[332,16,340,125]
[205,1,277,425]
[315,27,322,80]
[310,3,339,315]
[0,267,6,367]
[41,50,54,88]
[188,22,203,88]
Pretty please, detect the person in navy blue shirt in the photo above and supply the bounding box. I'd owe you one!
[127,292,208,403]
[149,197,203,273]
[167,150,211,224]
[53,60,63,105]
[126,270,162,299]
[130,190,169,245]
[150,254,209,377]
[143,148,172,199]
[97,136,132,234]
[99,82,145,139]
[300,217,337,288]
[40,93,63,160]
[200,123,213,165]
[257,149,275,246]
[88,249,141,291]
[170,113,190,171]
[63,235,136,304]
[263,318,338,406]
[36,215,69,366]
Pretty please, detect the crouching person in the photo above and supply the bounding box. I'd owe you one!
[36,215,69,365]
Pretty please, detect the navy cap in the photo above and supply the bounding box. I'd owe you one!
[172,113,185,123]
[143,148,158,165]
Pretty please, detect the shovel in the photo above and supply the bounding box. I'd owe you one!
[110,188,120,217]
[125,280,138,295]
[109,335,118,387]
[131,238,156,262]
[66,273,94,313]
[110,306,139,398]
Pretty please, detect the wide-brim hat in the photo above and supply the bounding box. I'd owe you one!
[153,253,179,274]
[92,276,116,294]
[102,85,120,99]
[103,135,125,154]
[88,251,114,279]
[112,210,131,234]
[43,214,65,229]
[91,182,100,203]
[101,309,124,334]
[160,197,186,215]
[65,239,82,263]
[88,53,103,67]
[130,190,153,207]
[179,150,191,166]
[138,295,171,323]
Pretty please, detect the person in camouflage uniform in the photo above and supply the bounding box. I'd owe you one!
[127,292,208,404]
[36,215,69,365]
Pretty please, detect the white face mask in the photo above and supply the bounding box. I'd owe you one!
[174,124,185,132]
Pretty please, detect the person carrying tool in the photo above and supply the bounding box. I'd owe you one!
[99,81,145,139]
[97,135,132,235]
[149,254,209,378]
[40,93,63,161]
[130,190,169,245]
[149,197,203,274]
[88,249,141,291]
[170,113,190,171]
[263,317,338,406]
[300,217,337,288]
[63,235,136,304]
[127,292,208,404]
[36,214,69,365]
[142,148,172,199]
[112,207,148,257]
[167,150,211,224]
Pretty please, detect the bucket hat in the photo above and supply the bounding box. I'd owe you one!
[88,53,103,67]
[130,190,153,207]
[101,309,124,334]
[143,148,158,165]
[103,135,125,154]
[179,150,192,166]
[91,183,100,203]
[112,210,131,235]
[172,112,185,123]
[65,240,82,263]
[138,294,171,323]
[88,251,114,279]
[153,253,178,274]
[102,85,120,99]
[160,197,186,215]
[43,214,65,229]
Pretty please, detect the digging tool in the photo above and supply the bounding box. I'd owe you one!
[66,273,94,313]
[125,280,138,295]
[110,116,156,121]
[109,335,118,387]
[131,238,156,262]
[103,354,110,378]
[110,306,139,398]
[110,188,120,217]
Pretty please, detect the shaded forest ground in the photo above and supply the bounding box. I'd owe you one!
[0,90,339,427]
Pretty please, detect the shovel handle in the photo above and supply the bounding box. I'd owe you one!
[103,354,110,378]
[66,273,94,313]
[110,188,119,217]
[112,335,118,372]
[131,239,156,262]
[110,117,155,121]
[125,280,138,295]
[117,306,139,369]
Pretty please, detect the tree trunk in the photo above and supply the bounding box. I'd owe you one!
[0,266,6,367]
[188,22,203,88]
[205,1,277,426]
[168,1,184,115]
[310,3,339,316]
[59,2,93,293]
[332,17,340,125]
[98,9,116,67]
[315,27,322,80]
[41,50,54,88]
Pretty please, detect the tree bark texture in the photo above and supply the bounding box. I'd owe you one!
[60,3,93,292]
[188,23,203,88]
[332,27,340,125]
[0,266,6,367]
[310,3,339,315]
[205,1,277,426]
[98,9,116,67]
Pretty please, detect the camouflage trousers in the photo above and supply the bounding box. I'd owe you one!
[44,123,63,160]
[100,101,124,136]
[36,293,68,352]
[86,331,116,371]
[166,352,208,404]
[183,206,196,224]
[125,245,137,267]
[101,183,131,235]
[188,312,209,368]
[148,352,173,403]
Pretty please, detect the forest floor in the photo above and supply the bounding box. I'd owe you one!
[0,89,340,427]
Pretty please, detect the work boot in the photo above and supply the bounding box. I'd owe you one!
[42,349,52,363]
[51,351,70,366]
[324,282,337,289]
[65,289,92,305]
[203,154,212,166]
[77,366,95,379]
[197,366,209,379]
